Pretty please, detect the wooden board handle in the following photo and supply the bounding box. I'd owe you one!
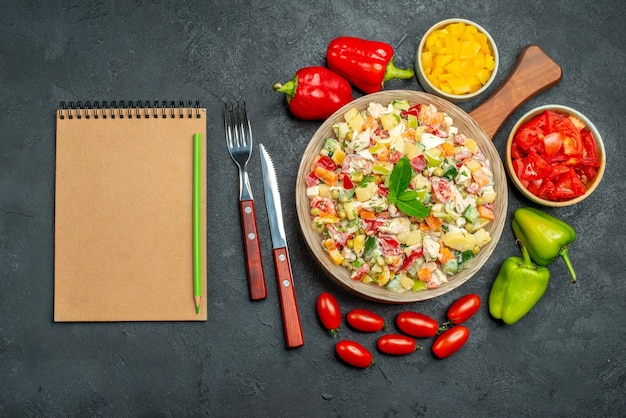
[469,45,562,140]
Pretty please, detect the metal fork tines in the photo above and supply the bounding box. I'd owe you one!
[225,101,254,200]
[224,100,267,301]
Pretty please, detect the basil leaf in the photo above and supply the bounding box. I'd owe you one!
[387,157,430,218]
[388,157,413,203]
[397,190,419,202]
[396,199,430,219]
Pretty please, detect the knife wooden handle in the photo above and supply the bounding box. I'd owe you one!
[469,45,562,140]
[273,247,304,348]
[239,199,267,301]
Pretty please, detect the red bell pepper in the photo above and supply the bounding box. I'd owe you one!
[326,36,415,94]
[272,66,353,120]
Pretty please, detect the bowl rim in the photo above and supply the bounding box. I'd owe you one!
[415,18,499,103]
[295,90,509,303]
[505,104,606,207]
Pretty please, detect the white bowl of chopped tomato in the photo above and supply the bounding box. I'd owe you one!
[416,18,499,103]
[506,104,605,206]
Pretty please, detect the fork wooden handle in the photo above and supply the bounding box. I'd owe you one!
[239,199,267,300]
[273,247,304,348]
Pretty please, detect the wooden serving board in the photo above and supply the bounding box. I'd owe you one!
[469,45,562,140]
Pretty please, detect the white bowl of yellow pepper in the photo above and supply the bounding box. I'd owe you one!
[415,18,499,103]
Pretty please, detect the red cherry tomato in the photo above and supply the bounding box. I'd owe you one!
[447,294,481,324]
[346,309,385,333]
[377,334,416,356]
[335,340,373,368]
[317,292,341,335]
[396,312,438,338]
[432,326,469,359]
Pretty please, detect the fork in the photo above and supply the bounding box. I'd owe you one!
[225,100,267,301]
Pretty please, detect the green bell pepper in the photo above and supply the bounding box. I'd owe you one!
[489,244,550,325]
[511,207,577,283]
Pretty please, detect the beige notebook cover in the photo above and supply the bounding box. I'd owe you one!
[54,102,207,321]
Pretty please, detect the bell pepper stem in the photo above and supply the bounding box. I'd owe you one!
[519,242,535,269]
[383,59,415,83]
[559,247,577,283]
[272,75,298,102]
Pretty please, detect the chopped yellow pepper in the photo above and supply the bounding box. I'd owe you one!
[421,21,495,95]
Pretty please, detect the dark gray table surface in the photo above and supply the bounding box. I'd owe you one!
[1,1,625,416]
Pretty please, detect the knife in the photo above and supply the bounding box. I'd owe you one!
[259,144,304,348]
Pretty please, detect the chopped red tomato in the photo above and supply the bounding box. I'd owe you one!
[514,110,549,151]
[525,179,543,196]
[510,110,599,201]
[547,163,571,180]
[552,115,582,156]
[519,151,553,181]
[551,168,586,199]
[580,130,599,167]
[536,180,555,200]
[576,165,597,184]
[510,141,526,160]
[514,127,540,152]
[542,132,564,157]
[563,135,583,156]
[511,158,528,187]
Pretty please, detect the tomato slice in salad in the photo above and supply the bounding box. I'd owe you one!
[341,174,354,190]
[315,155,338,171]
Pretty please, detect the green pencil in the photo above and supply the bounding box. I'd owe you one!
[193,133,203,314]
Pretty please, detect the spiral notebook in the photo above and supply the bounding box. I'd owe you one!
[54,101,207,322]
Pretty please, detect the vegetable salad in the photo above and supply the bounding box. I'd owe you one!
[305,100,498,293]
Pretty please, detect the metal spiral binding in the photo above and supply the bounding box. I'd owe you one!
[58,100,201,120]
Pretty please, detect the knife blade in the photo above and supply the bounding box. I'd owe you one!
[259,144,304,348]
